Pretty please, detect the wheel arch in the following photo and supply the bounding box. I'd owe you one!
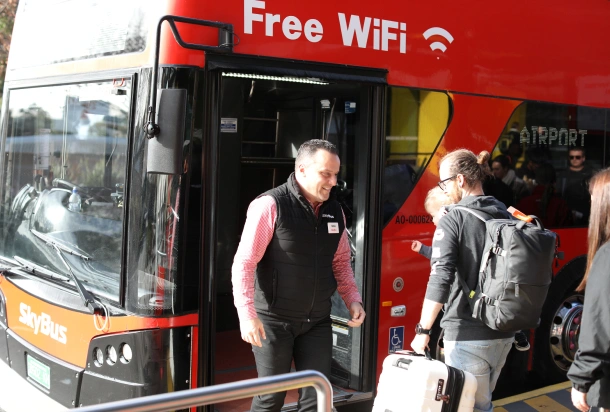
[533,254,587,384]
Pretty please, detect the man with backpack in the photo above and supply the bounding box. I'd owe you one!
[410,149,515,412]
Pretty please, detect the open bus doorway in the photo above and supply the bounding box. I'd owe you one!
[207,65,383,411]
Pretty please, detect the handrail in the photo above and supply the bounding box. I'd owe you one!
[69,370,333,412]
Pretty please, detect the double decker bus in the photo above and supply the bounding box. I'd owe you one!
[0,0,609,410]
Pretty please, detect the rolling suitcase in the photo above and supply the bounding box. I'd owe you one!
[372,351,477,412]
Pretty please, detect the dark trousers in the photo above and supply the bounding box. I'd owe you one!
[250,313,332,412]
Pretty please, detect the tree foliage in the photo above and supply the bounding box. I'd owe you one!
[0,0,19,104]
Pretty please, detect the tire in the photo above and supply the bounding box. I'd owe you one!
[533,258,585,384]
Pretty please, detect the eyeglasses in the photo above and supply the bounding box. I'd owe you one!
[438,175,458,191]
[569,155,582,160]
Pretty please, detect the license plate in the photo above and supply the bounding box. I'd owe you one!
[26,354,50,390]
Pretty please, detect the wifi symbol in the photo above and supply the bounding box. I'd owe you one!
[423,27,454,52]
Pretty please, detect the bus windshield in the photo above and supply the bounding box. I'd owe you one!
[8,0,150,69]
[0,79,131,302]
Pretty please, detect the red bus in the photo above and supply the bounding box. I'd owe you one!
[0,0,608,410]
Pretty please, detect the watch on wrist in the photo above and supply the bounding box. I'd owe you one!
[415,323,432,335]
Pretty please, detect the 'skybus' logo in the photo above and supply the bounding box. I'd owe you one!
[423,27,454,53]
[18,302,68,344]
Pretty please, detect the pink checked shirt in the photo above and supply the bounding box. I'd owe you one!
[232,195,363,322]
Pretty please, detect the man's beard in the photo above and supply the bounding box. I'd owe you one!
[449,184,462,204]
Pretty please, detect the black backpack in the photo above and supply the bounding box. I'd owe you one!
[452,206,558,332]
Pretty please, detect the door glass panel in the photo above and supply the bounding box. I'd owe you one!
[214,74,373,409]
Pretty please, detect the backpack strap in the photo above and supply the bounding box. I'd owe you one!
[449,206,492,316]
[451,206,489,223]
[451,206,508,264]
[455,270,477,310]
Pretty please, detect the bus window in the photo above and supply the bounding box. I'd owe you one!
[489,102,608,228]
[382,87,450,225]
[0,80,130,301]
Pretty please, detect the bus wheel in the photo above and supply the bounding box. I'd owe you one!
[534,265,584,384]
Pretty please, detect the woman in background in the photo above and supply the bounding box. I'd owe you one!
[568,168,610,412]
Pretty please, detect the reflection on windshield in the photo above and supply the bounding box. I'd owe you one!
[10,0,150,69]
[0,80,131,302]
[382,88,450,224]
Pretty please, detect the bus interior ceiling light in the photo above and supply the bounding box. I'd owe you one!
[222,72,328,85]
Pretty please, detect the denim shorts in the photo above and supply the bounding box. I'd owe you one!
[444,338,513,412]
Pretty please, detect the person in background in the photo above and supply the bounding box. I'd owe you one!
[491,154,528,205]
[567,168,610,412]
[516,145,550,191]
[410,149,514,412]
[558,147,596,225]
[516,163,572,228]
[232,139,365,412]
[411,186,451,256]
[504,129,524,166]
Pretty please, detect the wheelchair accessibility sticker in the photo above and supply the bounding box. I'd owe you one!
[389,326,404,353]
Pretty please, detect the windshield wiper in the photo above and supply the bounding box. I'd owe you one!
[0,255,18,272]
[31,229,90,261]
[30,230,102,314]
[12,256,70,282]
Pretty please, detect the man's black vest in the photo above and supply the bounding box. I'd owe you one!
[253,173,345,321]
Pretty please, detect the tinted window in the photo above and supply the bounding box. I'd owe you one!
[382,88,450,225]
[490,102,608,228]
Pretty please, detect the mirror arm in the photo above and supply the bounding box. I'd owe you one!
[146,15,234,138]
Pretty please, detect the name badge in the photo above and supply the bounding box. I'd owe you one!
[328,222,339,234]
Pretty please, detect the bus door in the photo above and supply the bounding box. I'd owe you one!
[201,55,385,410]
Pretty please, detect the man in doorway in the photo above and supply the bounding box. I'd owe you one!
[558,147,595,225]
[232,139,365,412]
[410,149,513,412]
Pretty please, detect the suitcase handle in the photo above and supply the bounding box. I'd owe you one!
[393,349,433,362]
[394,358,413,369]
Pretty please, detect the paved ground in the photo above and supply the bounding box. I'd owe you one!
[0,357,585,412]
[493,381,578,411]
[0,360,65,412]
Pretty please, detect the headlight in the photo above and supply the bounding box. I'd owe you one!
[106,345,117,365]
[93,347,104,367]
[120,343,132,364]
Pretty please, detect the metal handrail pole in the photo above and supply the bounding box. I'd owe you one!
[70,370,333,412]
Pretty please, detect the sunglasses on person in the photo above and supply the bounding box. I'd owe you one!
[438,175,458,191]
[569,155,583,160]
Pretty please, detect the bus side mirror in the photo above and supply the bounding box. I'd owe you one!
[146,89,187,175]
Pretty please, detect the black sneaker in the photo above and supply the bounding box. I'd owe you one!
[514,331,530,351]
